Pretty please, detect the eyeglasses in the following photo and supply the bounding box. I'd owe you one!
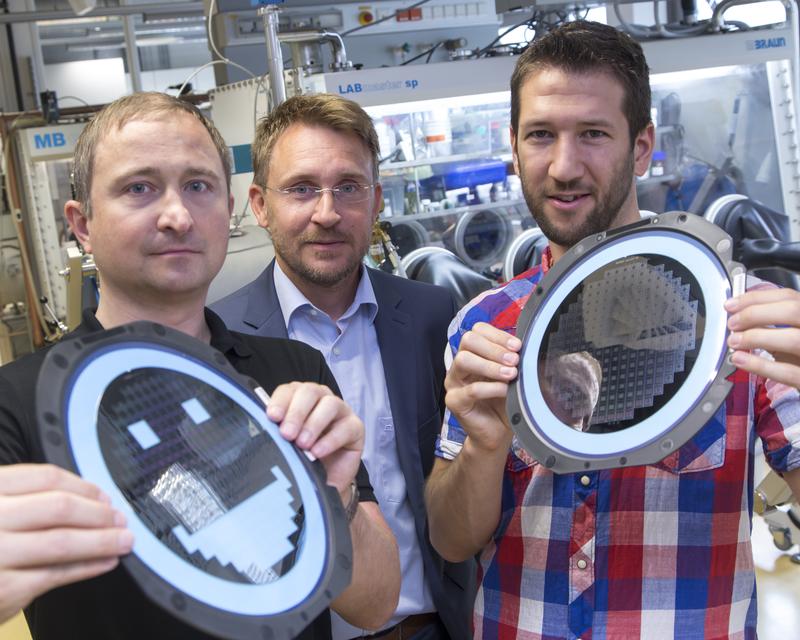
[265,183,376,209]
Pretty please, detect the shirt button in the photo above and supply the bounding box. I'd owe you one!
[580,475,591,486]
[332,347,341,356]
[309,309,318,316]
[577,559,588,570]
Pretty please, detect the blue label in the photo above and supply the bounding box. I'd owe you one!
[337,83,363,94]
[337,79,419,95]
[34,132,66,149]
[230,144,253,175]
[747,36,786,50]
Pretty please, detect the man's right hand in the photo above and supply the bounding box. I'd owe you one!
[426,322,522,563]
[0,464,133,623]
[445,321,522,453]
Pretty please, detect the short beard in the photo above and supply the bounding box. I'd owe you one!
[270,227,363,287]
[520,154,635,249]
[280,250,361,286]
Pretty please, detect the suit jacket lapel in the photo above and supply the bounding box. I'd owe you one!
[370,270,424,495]
[243,260,290,339]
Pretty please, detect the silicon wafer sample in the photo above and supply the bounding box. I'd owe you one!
[98,367,304,583]
[542,256,701,426]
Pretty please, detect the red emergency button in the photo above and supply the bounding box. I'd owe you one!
[358,9,374,24]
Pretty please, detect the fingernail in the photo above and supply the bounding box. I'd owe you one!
[731,351,747,366]
[507,337,522,350]
[728,332,741,348]
[98,491,111,504]
[297,430,312,447]
[113,511,126,527]
[118,530,134,552]
[724,298,739,312]
[311,443,329,458]
[728,316,740,330]
[267,405,285,421]
[279,422,296,438]
[500,366,515,377]
[502,352,518,365]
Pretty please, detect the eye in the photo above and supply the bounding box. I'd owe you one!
[526,130,552,140]
[187,180,210,193]
[126,183,151,195]
[336,183,360,195]
[583,129,608,139]
[286,185,316,197]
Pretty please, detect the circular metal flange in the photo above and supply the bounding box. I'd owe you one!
[453,208,512,268]
[36,321,352,640]
[401,246,453,278]
[502,227,546,281]
[507,211,743,474]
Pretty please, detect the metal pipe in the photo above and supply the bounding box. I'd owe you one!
[0,1,203,25]
[24,0,45,102]
[278,29,349,70]
[711,0,792,31]
[259,4,285,107]
[121,1,142,92]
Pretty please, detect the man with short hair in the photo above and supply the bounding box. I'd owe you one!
[213,94,473,640]
[425,21,800,638]
[0,92,400,639]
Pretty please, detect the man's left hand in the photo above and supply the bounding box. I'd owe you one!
[267,382,364,498]
[726,287,800,388]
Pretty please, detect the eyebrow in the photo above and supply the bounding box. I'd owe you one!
[110,166,222,187]
[520,118,617,129]
[274,170,372,185]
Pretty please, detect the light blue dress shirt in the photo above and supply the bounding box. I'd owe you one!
[272,262,434,638]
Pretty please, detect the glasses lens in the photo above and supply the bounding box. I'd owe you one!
[335,185,371,205]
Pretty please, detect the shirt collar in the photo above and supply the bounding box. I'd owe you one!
[273,260,378,325]
[206,307,253,358]
[541,245,553,273]
[78,306,253,358]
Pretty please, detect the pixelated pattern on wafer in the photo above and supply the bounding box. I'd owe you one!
[543,258,699,424]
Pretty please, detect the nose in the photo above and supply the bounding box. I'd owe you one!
[310,190,342,228]
[157,188,194,235]
[548,136,585,185]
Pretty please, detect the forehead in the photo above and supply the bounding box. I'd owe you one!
[93,114,224,176]
[517,67,628,126]
[268,123,373,178]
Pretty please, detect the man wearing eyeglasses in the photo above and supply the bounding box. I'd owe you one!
[212,94,473,640]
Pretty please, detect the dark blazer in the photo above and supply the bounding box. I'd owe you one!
[212,260,475,639]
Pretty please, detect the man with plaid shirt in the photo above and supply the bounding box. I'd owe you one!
[425,21,800,639]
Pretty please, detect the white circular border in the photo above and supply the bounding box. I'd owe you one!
[66,346,327,615]
[518,231,730,458]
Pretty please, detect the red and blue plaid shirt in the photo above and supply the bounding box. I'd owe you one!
[435,253,800,639]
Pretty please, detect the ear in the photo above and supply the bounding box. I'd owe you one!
[372,182,383,222]
[633,122,655,178]
[249,183,269,229]
[510,127,520,177]
[64,200,92,254]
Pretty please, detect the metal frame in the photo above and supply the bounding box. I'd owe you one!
[14,123,87,321]
[36,321,352,640]
[506,212,744,474]
[767,58,800,240]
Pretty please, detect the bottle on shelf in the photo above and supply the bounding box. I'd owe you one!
[650,150,667,178]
